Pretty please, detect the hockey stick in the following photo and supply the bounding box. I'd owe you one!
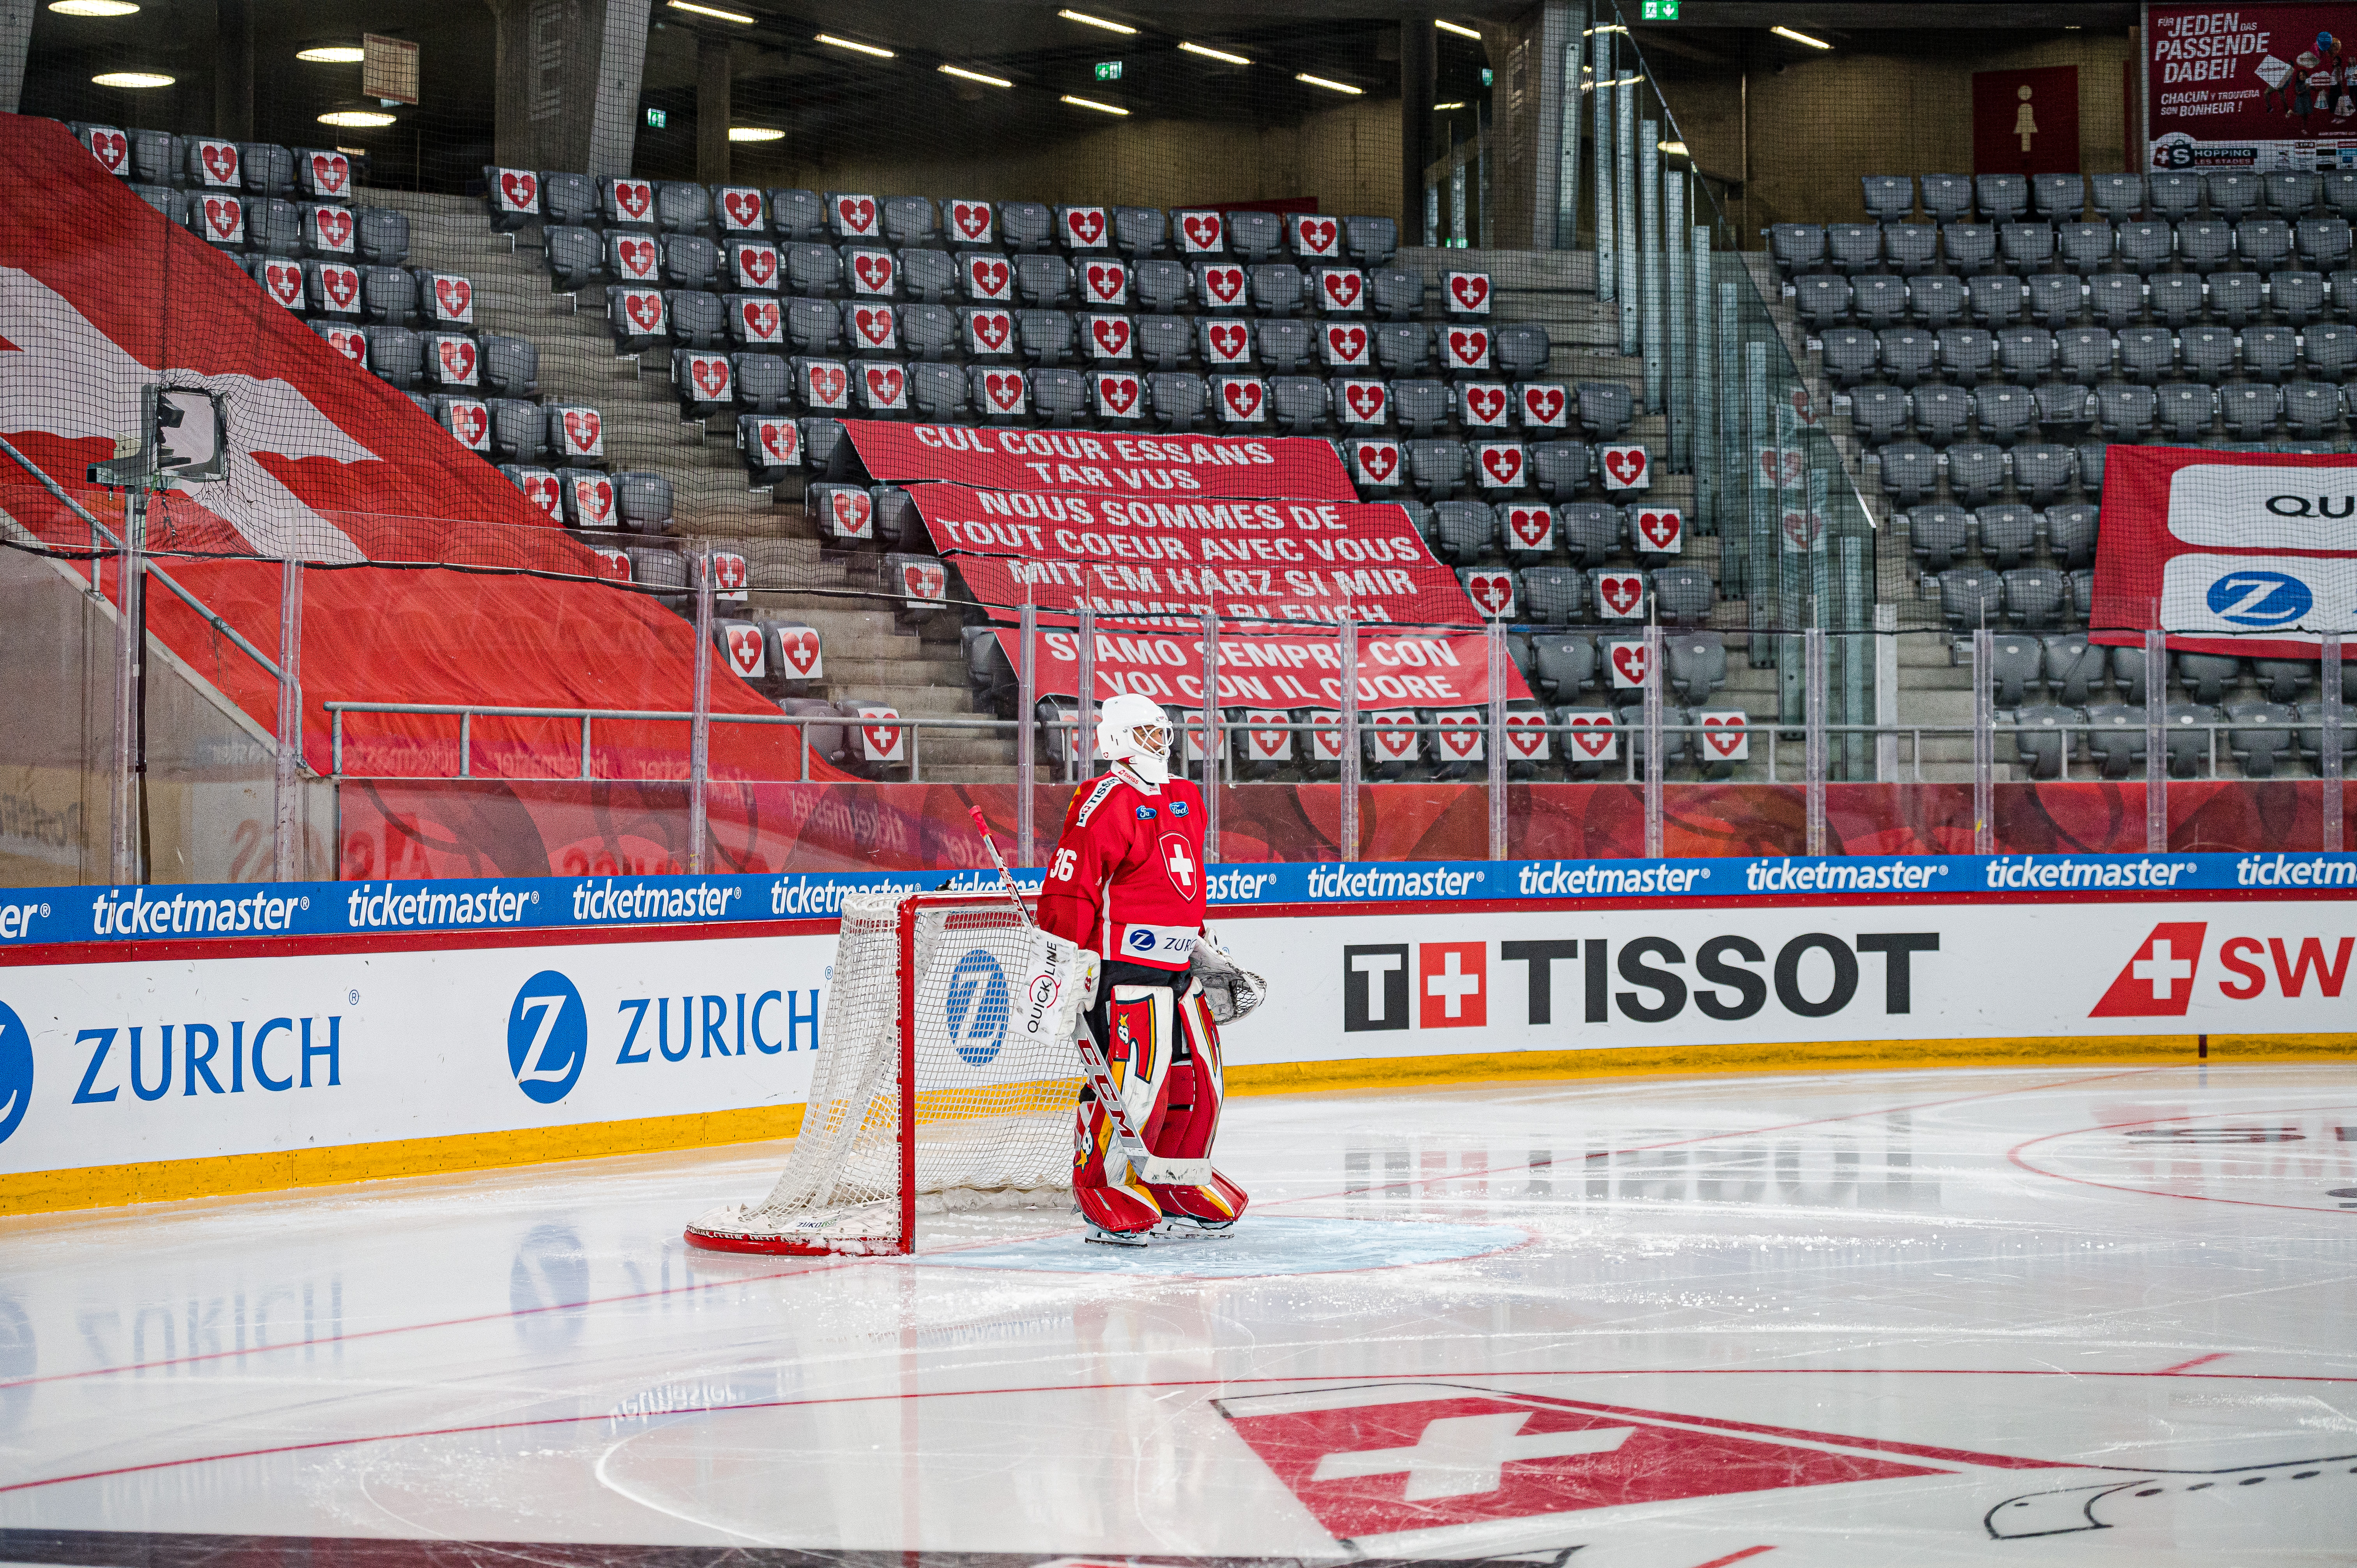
[963,807,1200,1187]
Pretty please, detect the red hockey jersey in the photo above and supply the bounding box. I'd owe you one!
[1037,765,1208,970]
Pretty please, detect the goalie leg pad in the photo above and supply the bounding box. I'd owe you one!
[1145,979,1247,1225]
[1073,980,1177,1233]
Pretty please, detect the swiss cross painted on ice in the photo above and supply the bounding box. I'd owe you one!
[2090,922,2208,1018]
[1214,1384,2039,1543]
[1418,943,1486,1027]
[1161,833,1199,898]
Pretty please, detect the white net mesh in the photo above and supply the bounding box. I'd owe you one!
[686,891,1081,1254]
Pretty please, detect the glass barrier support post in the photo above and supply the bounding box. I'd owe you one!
[110,488,145,885]
[1639,118,1664,414]
[2325,631,2344,853]
[1017,602,1037,867]
[272,555,304,882]
[1614,66,1638,354]
[1972,627,1995,856]
[1804,625,1827,857]
[1339,614,1360,861]
[1200,611,1221,863]
[1556,8,1584,247]
[1593,23,1614,305]
[2145,627,2168,853]
[1643,620,1664,856]
[1076,604,1096,780]
[1665,170,1687,463]
[1691,229,1714,521]
[688,556,713,876]
[1873,603,1899,781]
[1487,617,1507,859]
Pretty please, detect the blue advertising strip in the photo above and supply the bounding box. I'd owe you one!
[0,851,2352,951]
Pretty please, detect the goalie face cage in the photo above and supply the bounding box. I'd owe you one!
[684,890,1081,1256]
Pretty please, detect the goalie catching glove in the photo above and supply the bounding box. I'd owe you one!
[1189,930,1265,1024]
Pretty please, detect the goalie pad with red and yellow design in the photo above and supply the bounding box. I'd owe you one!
[1073,971,1250,1235]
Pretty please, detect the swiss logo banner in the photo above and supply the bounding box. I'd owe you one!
[841,420,1357,500]
[1000,624,1532,710]
[910,482,1478,627]
[2090,445,2357,656]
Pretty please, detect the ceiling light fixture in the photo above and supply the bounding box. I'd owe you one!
[1296,72,1362,94]
[1058,9,1135,34]
[335,145,366,155]
[939,64,1013,87]
[1434,101,1465,110]
[50,0,140,15]
[92,70,172,86]
[1062,93,1128,115]
[728,126,784,141]
[318,109,396,126]
[668,0,753,20]
[1771,24,1832,49]
[816,32,893,58]
[1659,139,1687,155]
[1436,19,1481,39]
[296,45,365,62]
[1179,41,1249,65]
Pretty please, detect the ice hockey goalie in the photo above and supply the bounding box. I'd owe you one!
[1037,692,1253,1246]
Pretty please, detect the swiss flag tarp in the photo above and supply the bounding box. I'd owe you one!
[840,418,1357,501]
[0,118,813,783]
[2092,444,2357,659]
[911,481,1479,627]
[998,623,1531,710]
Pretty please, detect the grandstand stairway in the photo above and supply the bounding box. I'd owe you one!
[371,189,1018,782]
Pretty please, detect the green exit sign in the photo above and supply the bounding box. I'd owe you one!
[645,107,667,129]
[1641,0,1680,17]
[1095,60,1122,80]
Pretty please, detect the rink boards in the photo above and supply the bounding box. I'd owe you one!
[0,852,2352,1211]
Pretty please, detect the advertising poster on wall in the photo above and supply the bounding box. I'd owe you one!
[2147,4,2357,170]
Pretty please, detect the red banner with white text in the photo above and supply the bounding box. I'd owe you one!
[913,482,1476,627]
[841,420,1356,500]
[997,624,1531,710]
[2090,444,2357,657]
[2147,4,2357,170]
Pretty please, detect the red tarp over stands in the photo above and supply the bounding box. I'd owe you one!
[0,117,816,787]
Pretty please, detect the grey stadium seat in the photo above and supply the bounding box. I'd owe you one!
[1996,326,2055,383]
[2024,274,2080,328]
[2154,382,2217,441]
[1940,222,1998,276]
[1976,173,2028,222]
[1820,327,1878,387]
[2011,706,2073,779]
[545,227,603,292]
[900,248,957,305]
[2282,380,2342,440]
[2088,172,2144,221]
[2219,381,2281,440]
[1945,442,2005,505]
[2228,703,2299,777]
[2242,325,2298,381]
[1861,175,1915,222]
[1793,275,1852,330]
[2117,327,2175,383]
[2270,171,2323,218]
[1936,326,1996,385]
[1912,382,1971,446]
[2114,221,2173,274]
[1408,438,1469,499]
[1885,224,1940,275]
[2096,381,2156,439]
[1998,222,2055,274]
[1530,441,1592,500]
[1576,381,1634,440]
[2034,173,2085,221]
[1909,274,1966,327]
[1972,383,2034,444]
[1429,501,1495,563]
[2012,443,2076,505]
[1527,635,1597,701]
[2298,217,2353,270]
[2147,171,2201,221]
[1847,385,1909,446]
[2085,272,2141,328]
[1976,632,2045,705]
[2208,171,2261,220]
[1935,565,2005,629]
[2208,271,2264,327]
[1652,566,1715,627]
[2237,218,2293,272]
[2176,219,2234,274]
[1826,222,1882,274]
[2055,326,2113,383]
[2034,381,2095,438]
[1873,441,1938,504]
[2272,270,2327,325]
[1558,501,1622,565]
[1969,273,2024,327]
[1919,173,1973,223]
[1877,326,1938,385]
[1906,504,1971,572]
[1976,503,2039,570]
[2047,503,2099,569]
[2178,324,2237,383]
[1852,274,1909,330]
[1769,223,1826,279]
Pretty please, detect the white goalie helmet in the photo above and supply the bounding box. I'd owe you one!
[1095,691,1173,786]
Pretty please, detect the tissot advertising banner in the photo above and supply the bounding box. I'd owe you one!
[2147,4,2357,170]
[2090,443,2357,655]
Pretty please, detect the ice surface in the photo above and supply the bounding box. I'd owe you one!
[0,1062,2352,1564]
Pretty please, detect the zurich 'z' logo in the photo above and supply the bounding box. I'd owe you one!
[944,949,1011,1065]
[1127,928,1158,954]
[508,971,588,1103]
[0,1000,31,1146]
[2205,570,2314,628]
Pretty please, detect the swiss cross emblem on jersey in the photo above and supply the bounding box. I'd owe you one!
[1160,832,1199,899]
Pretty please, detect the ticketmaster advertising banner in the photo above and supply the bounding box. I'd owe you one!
[0,854,2351,1199]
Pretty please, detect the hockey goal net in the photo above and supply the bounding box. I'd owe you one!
[684,890,1086,1255]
